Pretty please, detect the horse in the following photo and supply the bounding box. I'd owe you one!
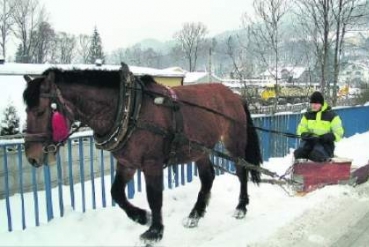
[22,63,262,242]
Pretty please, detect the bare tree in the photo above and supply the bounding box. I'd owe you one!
[34,21,55,63]
[11,0,47,63]
[330,0,369,105]
[0,0,15,59]
[57,32,76,63]
[243,0,291,110]
[296,0,368,104]
[77,34,90,63]
[173,22,208,72]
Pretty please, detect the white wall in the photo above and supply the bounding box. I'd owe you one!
[0,75,27,128]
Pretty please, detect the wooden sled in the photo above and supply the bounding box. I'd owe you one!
[292,158,369,194]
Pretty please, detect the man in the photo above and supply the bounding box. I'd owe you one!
[294,91,344,162]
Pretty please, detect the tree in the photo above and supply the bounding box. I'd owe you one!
[330,0,369,105]
[296,0,369,104]
[243,0,291,111]
[173,22,208,72]
[56,32,76,63]
[87,27,104,64]
[11,0,47,63]
[77,34,91,63]
[0,0,16,59]
[0,103,20,136]
[34,21,55,63]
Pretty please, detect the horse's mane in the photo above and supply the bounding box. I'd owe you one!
[23,67,157,108]
[23,76,43,109]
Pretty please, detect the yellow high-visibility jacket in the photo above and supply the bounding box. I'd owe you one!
[297,102,344,142]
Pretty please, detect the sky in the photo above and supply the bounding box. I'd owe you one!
[36,0,254,52]
[1,131,369,246]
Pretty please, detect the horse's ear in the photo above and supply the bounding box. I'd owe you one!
[46,71,55,83]
[41,71,55,91]
[23,75,33,83]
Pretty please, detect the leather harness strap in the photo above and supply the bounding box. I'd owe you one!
[93,63,143,152]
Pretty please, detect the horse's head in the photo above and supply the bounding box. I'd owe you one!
[23,72,71,167]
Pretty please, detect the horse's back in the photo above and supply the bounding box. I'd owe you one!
[173,83,246,144]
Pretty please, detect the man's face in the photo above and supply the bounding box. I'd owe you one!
[311,103,322,111]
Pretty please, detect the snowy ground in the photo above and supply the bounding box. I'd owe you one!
[1,132,369,247]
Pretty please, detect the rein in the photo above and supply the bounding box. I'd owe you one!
[129,86,301,139]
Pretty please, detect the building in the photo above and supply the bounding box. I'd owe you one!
[259,66,315,85]
[339,61,369,88]
[183,71,222,85]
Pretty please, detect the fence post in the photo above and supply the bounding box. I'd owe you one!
[78,138,86,212]
[16,144,26,229]
[89,138,96,210]
[3,146,12,231]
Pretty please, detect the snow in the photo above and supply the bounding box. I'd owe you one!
[1,132,369,246]
[0,63,185,77]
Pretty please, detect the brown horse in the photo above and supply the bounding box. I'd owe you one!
[22,64,262,242]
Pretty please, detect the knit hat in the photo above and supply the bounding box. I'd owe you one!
[310,91,324,105]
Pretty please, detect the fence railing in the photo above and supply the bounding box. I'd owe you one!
[1,105,369,232]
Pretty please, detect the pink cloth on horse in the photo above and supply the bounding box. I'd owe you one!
[52,111,69,142]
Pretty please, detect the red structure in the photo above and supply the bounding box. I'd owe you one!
[292,159,352,193]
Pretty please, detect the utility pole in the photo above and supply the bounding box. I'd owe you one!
[208,47,212,83]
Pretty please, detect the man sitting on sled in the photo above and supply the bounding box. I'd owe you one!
[294,91,344,162]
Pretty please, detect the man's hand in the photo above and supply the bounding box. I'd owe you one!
[320,133,335,142]
[301,132,319,143]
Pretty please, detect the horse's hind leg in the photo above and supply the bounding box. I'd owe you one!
[111,164,149,225]
[184,156,215,228]
[234,165,249,219]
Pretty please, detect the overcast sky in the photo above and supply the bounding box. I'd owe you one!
[36,0,254,53]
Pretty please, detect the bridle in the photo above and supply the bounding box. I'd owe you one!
[24,76,76,154]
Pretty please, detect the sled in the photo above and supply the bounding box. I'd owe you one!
[292,158,369,194]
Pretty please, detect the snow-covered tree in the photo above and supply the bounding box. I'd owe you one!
[87,26,104,64]
[1,103,20,136]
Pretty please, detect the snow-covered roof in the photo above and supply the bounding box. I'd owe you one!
[184,72,208,83]
[184,71,222,83]
[0,63,185,78]
[260,66,306,79]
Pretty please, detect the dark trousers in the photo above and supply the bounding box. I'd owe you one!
[294,139,334,162]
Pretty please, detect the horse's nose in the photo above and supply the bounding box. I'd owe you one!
[28,158,41,167]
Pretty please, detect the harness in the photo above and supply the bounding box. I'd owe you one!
[24,77,77,154]
[93,63,143,152]
[91,63,185,162]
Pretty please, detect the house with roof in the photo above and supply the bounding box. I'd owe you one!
[183,71,222,85]
[338,61,369,88]
[259,66,314,84]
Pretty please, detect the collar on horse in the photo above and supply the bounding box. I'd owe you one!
[93,63,143,152]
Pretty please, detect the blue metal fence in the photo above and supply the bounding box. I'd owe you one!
[1,105,369,232]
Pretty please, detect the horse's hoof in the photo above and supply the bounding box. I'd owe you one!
[140,225,164,243]
[182,216,200,228]
[233,208,247,219]
[129,208,151,225]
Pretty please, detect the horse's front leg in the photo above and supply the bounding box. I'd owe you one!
[111,163,150,225]
[140,160,164,242]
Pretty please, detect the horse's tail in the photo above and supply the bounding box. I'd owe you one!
[243,100,262,184]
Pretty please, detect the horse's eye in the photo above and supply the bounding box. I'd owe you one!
[37,110,46,117]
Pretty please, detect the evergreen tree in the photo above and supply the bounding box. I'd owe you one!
[87,27,105,64]
[15,44,24,63]
[1,104,20,136]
